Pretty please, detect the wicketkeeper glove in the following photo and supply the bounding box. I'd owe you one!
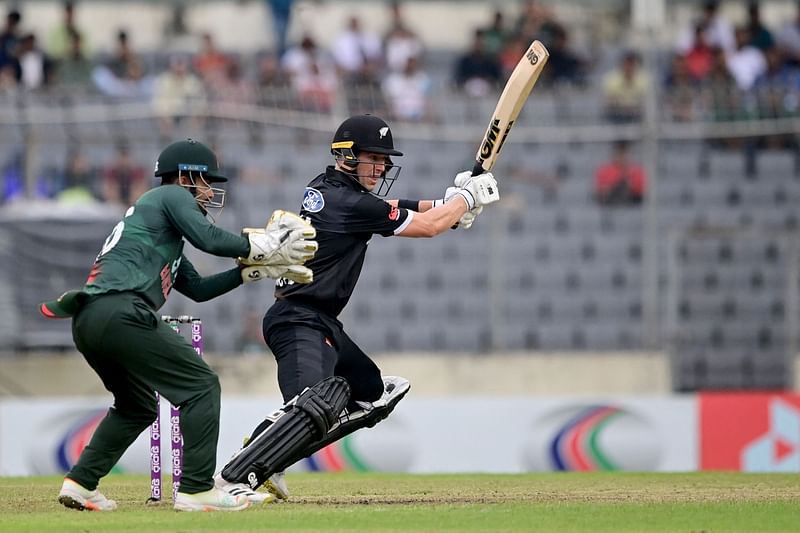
[241,264,314,284]
[241,210,318,266]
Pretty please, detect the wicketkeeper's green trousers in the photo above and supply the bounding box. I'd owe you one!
[66,292,220,494]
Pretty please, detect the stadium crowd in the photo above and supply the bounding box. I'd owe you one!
[1,0,800,204]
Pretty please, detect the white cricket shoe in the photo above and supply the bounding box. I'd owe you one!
[265,471,290,501]
[214,473,274,504]
[173,487,250,512]
[58,478,117,512]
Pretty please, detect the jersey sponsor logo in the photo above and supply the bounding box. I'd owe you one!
[388,206,399,221]
[302,187,325,213]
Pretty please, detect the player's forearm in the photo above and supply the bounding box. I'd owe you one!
[174,267,243,302]
[412,197,467,237]
[176,207,251,258]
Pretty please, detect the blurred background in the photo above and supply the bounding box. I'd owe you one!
[0,0,798,475]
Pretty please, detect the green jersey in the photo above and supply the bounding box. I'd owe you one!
[84,184,249,310]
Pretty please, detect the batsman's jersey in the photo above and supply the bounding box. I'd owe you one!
[275,166,413,317]
[84,185,249,309]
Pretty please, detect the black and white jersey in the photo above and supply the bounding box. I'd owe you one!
[275,166,413,317]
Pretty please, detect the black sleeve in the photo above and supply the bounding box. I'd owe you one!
[345,194,412,237]
[162,186,250,258]
[173,254,243,302]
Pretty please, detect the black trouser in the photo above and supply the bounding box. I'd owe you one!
[68,292,220,493]
[262,299,384,404]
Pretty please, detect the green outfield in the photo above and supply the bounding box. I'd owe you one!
[0,472,798,532]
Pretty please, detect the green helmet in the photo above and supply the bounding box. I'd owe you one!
[154,138,227,182]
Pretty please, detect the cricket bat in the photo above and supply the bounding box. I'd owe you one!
[471,39,549,176]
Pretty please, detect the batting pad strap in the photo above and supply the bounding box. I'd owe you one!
[221,376,350,488]
[270,376,411,475]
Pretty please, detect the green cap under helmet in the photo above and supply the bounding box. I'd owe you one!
[154,138,227,182]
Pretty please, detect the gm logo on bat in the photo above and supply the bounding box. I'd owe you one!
[527,48,539,65]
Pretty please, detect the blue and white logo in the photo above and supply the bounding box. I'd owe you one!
[302,187,325,213]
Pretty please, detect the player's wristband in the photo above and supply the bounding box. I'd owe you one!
[398,199,420,211]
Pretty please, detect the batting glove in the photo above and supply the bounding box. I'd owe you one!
[456,172,499,209]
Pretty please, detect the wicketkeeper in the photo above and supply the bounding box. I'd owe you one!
[40,139,317,512]
[214,115,500,501]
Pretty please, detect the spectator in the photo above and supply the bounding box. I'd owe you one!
[212,60,253,104]
[193,32,230,90]
[213,60,259,143]
[705,46,740,121]
[481,10,509,56]
[107,29,145,82]
[265,0,293,59]
[255,52,292,108]
[17,34,53,90]
[1,148,24,203]
[384,22,423,74]
[92,29,152,98]
[331,16,382,81]
[541,26,585,86]
[746,1,774,52]
[594,141,647,206]
[47,1,87,60]
[0,63,18,98]
[383,2,423,74]
[514,0,561,47]
[282,35,337,112]
[684,24,714,81]
[754,47,800,148]
[776,1,800,66]
[383,55,431,121]
[755,48,800,116]
[57,149,97,205]
[726,26,767,91]
[161,1,189,37]
[55,28,92,90]
[603,50,650,123]
[677,0,735,54]
[0,10,21,72]
[498,33,529,78]
[664,54,698,121]
[454,29,502,97]
[296,61,338,113]
[152,55,207,139]
[101,144,147,206]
